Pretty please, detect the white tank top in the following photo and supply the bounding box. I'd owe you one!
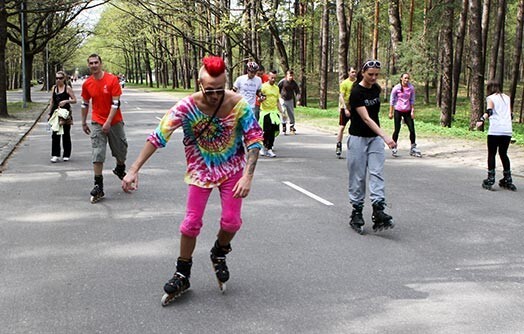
[487,93,512,136]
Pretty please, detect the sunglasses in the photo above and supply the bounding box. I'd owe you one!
[56,77,64,80]
[200,84,225,96]
[363,60,381,70]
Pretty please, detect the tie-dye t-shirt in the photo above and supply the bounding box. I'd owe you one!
[147,96,264,188]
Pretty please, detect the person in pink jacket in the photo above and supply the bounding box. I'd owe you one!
[388,73,421,157]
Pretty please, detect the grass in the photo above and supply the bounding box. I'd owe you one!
[122,82,524,146]
[1,102,47,119]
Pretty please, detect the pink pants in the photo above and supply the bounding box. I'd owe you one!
[180,171,244,238]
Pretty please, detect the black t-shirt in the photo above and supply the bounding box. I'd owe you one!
[278,79,300,101]
[349,83,381,137]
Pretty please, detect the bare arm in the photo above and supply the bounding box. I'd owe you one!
[232,147,260,198]
[355,106,395,148]
[122,141,158,193]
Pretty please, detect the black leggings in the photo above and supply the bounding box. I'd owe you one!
[392,110,416,144]
[487,135,511,171]
[51,124,71,158]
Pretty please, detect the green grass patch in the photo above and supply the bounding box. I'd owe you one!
[2,102,47,119]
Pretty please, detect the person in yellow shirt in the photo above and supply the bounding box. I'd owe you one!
[336,67,357,158]
[258,70,283,157]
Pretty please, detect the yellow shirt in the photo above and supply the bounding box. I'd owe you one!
[260,82,280,112]
[339,78,354,107]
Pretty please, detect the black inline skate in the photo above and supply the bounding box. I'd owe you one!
[90,175,104,203]
[290,125,296,135]
[113,163,127,180]
[336,142,342,158]
[349,204,365,235]
[161,258,192,306]
[499,170,517,191]
[210,240,231,292]
[371,201,395,232]
[482,169,495,190]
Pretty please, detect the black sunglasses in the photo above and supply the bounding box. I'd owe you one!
[363,60,381,70]
[56,77,64,80]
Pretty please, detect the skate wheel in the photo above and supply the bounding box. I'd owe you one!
[161,293,174,307]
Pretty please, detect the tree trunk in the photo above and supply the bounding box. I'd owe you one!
[440,0,454,127]
[481,0,491,75]
[388,0,402,75]
[488,0,506,81]
[372,0,379,59]
[469,0,485,130]
[452,0,469,115]
[336,0,349,82]
[0,0,8,117]
[408,0,415,40]
[299,1,307,106]
[319,0,329,109]
[510,0,524,110]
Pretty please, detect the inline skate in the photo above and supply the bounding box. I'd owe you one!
[499,170,517,191]
[410,144,422,157]
[349,204,365,235]
[113,164,127,180]
[371,201,395,232]
[210,240,231,292]
[161,258,192,306]
[90,175,104,203]
[482,169,495,190]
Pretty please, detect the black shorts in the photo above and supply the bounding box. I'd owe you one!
[339,108,350,126]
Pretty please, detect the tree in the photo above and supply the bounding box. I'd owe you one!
[452,0,468,115]
[0,0,9,117]
[319,0,329,109]
[439,0,454,127]
[336,0,349,82]
[469,0,485,130]
[510,0,524,110]
[388,0,402,75]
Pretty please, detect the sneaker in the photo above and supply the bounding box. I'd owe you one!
[391,148,399,157]
[266,149,276,158]
[63,157,70,161]
[50,156,59,163]
[260,148,267,156]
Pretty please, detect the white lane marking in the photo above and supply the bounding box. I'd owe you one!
[282,181,334,206]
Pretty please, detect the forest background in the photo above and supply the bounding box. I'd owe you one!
[1,0,524,144]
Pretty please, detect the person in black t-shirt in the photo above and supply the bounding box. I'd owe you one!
[347,60,396,235]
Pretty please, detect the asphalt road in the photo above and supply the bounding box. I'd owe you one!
[1,84,523,334]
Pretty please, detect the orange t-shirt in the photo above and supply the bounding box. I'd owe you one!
[255,74,270,107]
[81,72,123,125]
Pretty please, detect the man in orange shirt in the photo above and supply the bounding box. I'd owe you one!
[81,53,128,203]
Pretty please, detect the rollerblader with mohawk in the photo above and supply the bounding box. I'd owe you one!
[122,56,264,306]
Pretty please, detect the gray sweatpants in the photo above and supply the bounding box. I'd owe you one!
[347,135,386,206]
[280,99,295,125]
